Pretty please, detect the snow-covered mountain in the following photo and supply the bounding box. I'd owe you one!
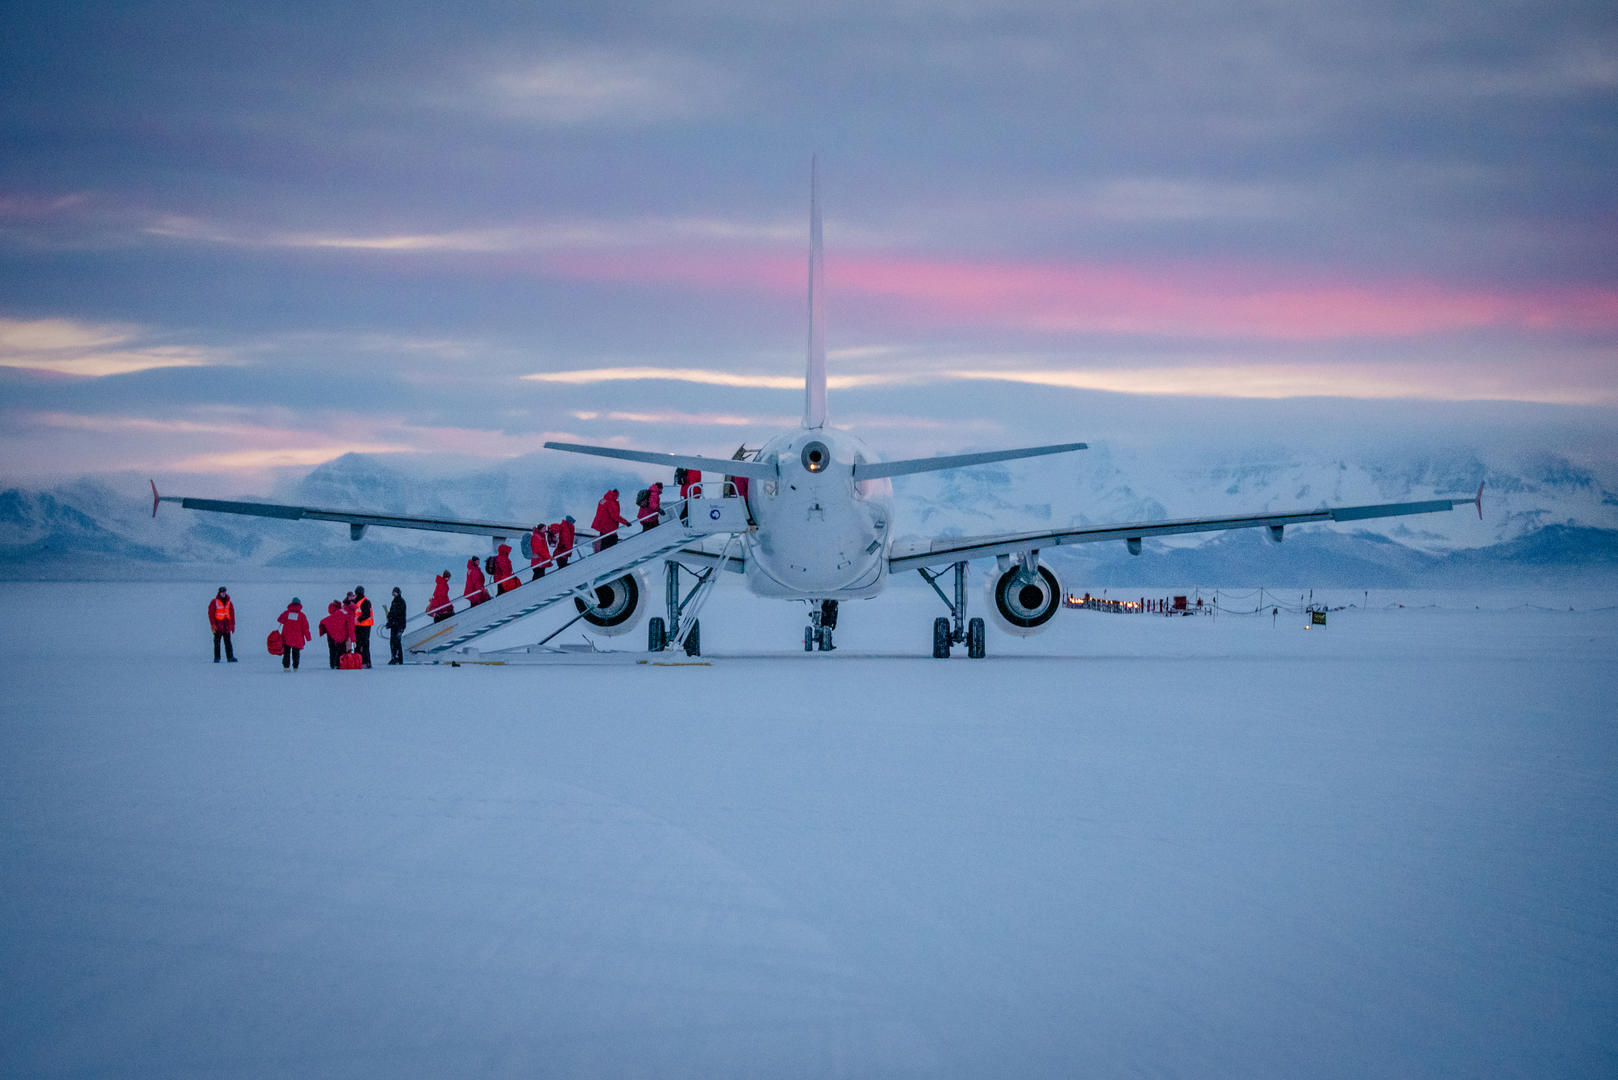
[3,447,1615,585]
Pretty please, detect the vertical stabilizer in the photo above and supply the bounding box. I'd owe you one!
[804,157,827,429]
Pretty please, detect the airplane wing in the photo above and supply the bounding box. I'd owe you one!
[888,486,1484,573]
[151,481,538,540]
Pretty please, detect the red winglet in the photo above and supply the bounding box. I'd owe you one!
[150,479,160,518]
[1474,481,1484,519]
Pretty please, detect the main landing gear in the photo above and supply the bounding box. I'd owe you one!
[919,561,985,659]
[804,599,837,652]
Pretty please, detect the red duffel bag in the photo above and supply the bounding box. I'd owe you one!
[338,651,363,670]
[267,630,284,656]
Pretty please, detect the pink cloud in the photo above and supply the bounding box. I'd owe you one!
[542,249,1618,341]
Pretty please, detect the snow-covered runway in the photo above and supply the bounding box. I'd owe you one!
[3,580,1615,1078]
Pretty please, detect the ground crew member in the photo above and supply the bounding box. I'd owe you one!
[209,586,237,662]
[493,544,517,594]
[277,598,311,671]
[353,586,375,668]
[319,600,351,668]
[429,571,452,621]
[529,524,551,581]
[548,516,576,567]
[385,587,407,664]
[464,556,489,606]
[592,489,630,552]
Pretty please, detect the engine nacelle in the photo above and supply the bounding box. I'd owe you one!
[986,563,1064,637]
[573,569,650,636]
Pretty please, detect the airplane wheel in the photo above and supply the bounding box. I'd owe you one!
[805,626,815,652]
[683,620,701,657]
[932,617,951,659]
[818,629,834,652]
[648,617,666,652]
[967,617,986,659]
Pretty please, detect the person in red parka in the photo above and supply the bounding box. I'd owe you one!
[277,598,312,671]
[680,468,701,498]
[492,543,518,594]
[529,525,551,581]
[592,489,630,552]
[638,482,663,531]
[464,556,489,606]
[548,516,576,568]
[318,600,352,668]
[209,585,237,662]
[429,570,452,621]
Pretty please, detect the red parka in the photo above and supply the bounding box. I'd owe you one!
[277,602,312,649]
[464,557,489,605]
[592,490,630,534]
[493,544,517,594]
[209,592,235,632]
[548,519,575,561]
[638,483,663,523]
[680,469,701,498]
[429,572,451,614]
[318,602,352,644]
[529,525,551,568]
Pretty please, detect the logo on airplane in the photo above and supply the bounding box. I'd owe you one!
[709,507,722,520]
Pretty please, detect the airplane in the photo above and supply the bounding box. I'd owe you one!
[153,163,1483,659]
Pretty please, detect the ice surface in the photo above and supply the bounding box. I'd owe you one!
[2,578,1616,1078]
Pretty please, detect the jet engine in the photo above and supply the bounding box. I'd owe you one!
[986,562,1063,636]
[573,569,651,636]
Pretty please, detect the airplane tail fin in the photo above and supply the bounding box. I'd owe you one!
[804,156,826,430]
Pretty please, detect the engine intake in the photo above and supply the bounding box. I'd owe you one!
[986,563,1063,636]
[573,570,650,636]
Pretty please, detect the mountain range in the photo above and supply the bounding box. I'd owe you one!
[3,446,1616,587]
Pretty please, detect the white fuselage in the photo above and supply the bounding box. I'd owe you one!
[740,428,893,599]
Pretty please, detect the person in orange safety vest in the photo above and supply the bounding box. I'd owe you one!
[209,586,237,663]
[352,585,375,668]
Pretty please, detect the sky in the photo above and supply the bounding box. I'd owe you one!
[2,0,1615,490]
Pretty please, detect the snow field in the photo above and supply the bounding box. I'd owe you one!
[2,579,1615,1078]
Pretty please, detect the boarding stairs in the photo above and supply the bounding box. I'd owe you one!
[401,495,748,658]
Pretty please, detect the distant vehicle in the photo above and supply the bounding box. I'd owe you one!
[155,164,1482,658]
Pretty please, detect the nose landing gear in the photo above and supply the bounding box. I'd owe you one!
[804,599,837,652]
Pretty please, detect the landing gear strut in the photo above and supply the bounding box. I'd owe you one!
[919,561,985,659]
[654,537,735,658]
[804,599,837,652]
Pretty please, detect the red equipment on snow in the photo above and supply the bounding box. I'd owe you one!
[267,630,284,655]
[338,652,363,670]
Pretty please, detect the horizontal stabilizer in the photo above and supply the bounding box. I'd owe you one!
[854,442,1087,481]
[543,441,777,480]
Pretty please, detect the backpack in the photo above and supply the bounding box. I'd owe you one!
[634,488,650,509]
[266,629,284,655]
[674,467,688,486]
[484,555,497,577]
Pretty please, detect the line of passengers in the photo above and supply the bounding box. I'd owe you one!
[424,470,717,623]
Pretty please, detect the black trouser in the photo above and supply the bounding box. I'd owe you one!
[213,629,234,661]
[355,625,372,667]
[282,646,300,670]
[327,639,343,668]
[389,629,403,664]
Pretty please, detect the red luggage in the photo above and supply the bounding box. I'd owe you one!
[338,652,363,670]
[267,630,284,655]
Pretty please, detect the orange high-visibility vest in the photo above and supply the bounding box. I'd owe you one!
[355,598,374,627]
[211,598,233,623]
